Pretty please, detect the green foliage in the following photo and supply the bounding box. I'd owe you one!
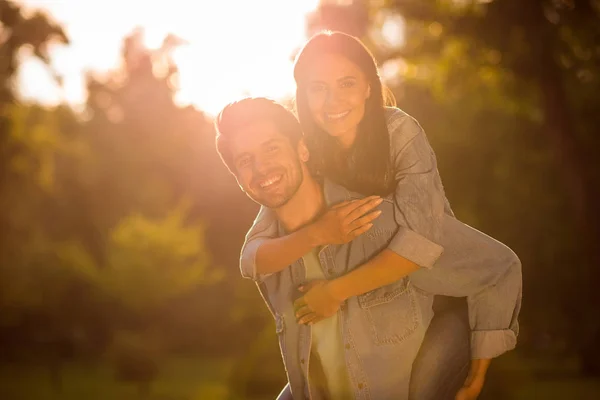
[55,204,213,312]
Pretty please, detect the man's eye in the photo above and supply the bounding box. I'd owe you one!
[238,158,250,167]
[267,146,279,153]
[341,80,355,88]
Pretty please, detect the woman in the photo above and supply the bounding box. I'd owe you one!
[242,31,521,400]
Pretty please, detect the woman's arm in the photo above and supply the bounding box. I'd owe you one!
[241,197,384,279]
[385,109,449,269]
[294,110,449,317]
[294,249,419,323]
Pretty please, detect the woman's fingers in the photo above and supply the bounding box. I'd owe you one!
[349,222,374,239]
[344,197,383,223]
[298,313,320,325]
[295,305,312,320]
[350,209,382,230]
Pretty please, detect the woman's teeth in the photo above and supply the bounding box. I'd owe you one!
[326,111,350,120]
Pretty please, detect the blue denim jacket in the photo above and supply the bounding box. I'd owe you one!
[247,178,522,399]
[255,180,435,400]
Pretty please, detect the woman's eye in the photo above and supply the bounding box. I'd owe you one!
[341,80,355,88]
[267,146,279,153]
[308,84,326,94]
[238,158,250,167]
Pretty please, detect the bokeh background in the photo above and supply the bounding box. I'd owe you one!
[1,0,599,399]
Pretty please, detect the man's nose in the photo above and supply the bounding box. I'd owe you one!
[253,156,272,174]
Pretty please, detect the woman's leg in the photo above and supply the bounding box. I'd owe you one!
[409,296,471,400]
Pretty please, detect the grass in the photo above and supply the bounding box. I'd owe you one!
[481,352,600,400]
[0,357,249,400]
[1,353,600,400]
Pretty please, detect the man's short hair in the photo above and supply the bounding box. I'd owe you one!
[214,97,303,172]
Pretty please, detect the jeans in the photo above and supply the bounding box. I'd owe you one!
[275,296,470,400]
[409,296,470,400]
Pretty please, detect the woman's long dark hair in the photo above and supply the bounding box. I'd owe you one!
[293,31,396,196]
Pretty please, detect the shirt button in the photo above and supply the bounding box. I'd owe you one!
[345,344,351,350]
[358,383,364,389]
[300,358,305,364]
[327,267,334,275]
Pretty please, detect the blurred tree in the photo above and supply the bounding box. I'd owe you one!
[0,0,68,259]
[74,28,259,356]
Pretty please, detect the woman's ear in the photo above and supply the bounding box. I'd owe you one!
[366,84,371,99]
[298,138,310,162]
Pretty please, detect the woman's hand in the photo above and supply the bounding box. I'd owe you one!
[309,196,383,246]
[293,280,344,325]
[455,362,487,400]
[455,378,484,400]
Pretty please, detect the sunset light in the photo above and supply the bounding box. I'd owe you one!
[16,0,320,115]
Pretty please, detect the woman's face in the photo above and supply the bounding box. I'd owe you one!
[303,53,371,149]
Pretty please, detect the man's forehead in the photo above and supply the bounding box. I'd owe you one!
[230,120,289,151]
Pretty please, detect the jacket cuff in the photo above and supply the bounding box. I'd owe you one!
[240,238,269,282]
[387,226,444,269]
[471,329,517,359]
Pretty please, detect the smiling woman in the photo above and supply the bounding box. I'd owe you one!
[16,0,320,115]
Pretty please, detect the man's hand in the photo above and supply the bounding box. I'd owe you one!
[309,196,383,246]
[293,280,344,325]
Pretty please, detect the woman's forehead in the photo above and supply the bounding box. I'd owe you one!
[305,53,365,82]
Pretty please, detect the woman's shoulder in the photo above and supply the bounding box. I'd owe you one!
[384,106,425,149]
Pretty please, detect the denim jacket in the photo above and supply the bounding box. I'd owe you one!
[255,180,435,399]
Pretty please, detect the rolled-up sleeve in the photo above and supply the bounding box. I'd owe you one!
[386,110,446,268]
[240,206,278,281]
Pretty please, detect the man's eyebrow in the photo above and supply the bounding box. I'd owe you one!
[233,138,283,163]
[262,138,284,147]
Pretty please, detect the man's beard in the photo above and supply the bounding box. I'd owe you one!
[252,160,304,209]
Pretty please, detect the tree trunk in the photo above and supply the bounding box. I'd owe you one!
[538,38,600,377]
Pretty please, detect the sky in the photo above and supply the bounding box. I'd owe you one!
[15,0,321,115]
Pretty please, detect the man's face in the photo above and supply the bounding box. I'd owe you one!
[229,120,305,208]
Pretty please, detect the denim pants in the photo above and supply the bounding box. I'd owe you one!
[275,296,470,400]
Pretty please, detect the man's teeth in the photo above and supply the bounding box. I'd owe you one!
[327,111,350,120]
[259,175,282,188]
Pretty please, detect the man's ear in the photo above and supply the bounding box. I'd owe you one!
[298,138,310,162]
[366,84,371,99]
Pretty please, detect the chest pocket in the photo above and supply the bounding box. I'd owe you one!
[358,278,419,345]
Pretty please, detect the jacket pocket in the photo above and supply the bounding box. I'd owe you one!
[357,278,419,345]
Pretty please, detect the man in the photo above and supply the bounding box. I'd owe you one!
[214,97,522,399]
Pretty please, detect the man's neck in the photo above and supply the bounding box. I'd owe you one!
[275,176,324,233]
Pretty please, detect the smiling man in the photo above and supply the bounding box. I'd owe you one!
[214,97,522,400]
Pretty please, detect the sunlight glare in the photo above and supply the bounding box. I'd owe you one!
[17,0,321,115]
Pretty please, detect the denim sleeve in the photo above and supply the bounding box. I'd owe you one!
[409,215,523,360]
[240,206,279,281]
[386,110,445,269]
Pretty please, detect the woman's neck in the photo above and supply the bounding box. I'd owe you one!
[336,128,358,149]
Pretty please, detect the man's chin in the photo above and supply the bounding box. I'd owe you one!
[257,194,292,209]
